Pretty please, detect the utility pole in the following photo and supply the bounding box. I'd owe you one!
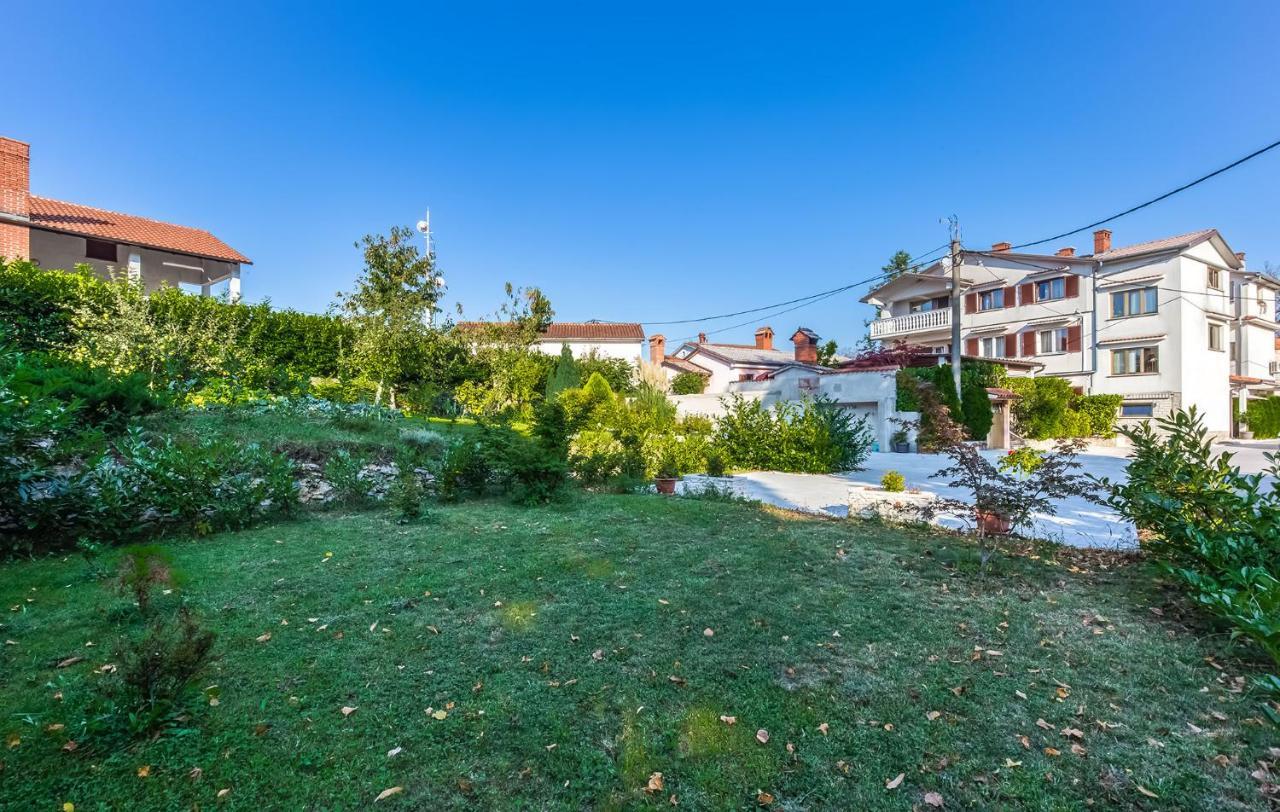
[948,216,963,401]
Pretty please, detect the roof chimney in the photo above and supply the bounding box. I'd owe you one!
[648,334,666,365]
[991,241,1012,253]
[791,327,819,364]
[0,137,31,261]
[1055,247,1076,257]
[754,325,774,350]
[1093,229,1112,255]
[697,332,707,344]
[1235,251,1246,264]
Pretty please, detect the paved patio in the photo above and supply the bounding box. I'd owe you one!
[680,442,1278,550]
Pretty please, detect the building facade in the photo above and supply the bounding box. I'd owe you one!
[455,321,646,362]
[863,228,1279,437]
[0,136,250,296]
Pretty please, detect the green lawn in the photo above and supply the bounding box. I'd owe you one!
[0,495,1273,810]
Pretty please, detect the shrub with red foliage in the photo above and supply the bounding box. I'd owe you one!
[839,342,937,370]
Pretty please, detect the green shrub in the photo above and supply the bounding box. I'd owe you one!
[1071,394,1122,437]
[479,426,569,505]
[388,454,430,523]
[880,470,905,492]
[400,427,449,459]
[569,428,631,484]
[10,353,165,431]
[716,395,871,473]
[1095,408,1280,719]
[1244,396,1280,439]
[1005,376,1074,439]
[997,447,1044,477]
[437,438,491,503]
[670,371,707,395]
[323,449,372,506]
[704,447,728,477]
[960,382,993,441]
[114,545,180,614]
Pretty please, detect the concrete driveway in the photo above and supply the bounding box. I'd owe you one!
[680,441,1277,550]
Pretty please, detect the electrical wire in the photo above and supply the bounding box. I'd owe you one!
[1008,136,1280,251]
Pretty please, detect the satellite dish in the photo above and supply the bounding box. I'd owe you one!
[416,220,430,235]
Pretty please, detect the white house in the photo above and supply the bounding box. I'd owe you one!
[0,136,250,297]
[648,326,827,391]
[862,228,1280,438]
[455,321,645,362]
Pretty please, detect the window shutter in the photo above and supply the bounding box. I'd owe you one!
[1021,331,1036,356]
[1066,324,1082,352]
[1019,283,1034,305]
[1065,275,1080,298]
[965,338,979,356]
[1005,334,1018,357]
[965,293,977,313]
[1003,286,1016,308]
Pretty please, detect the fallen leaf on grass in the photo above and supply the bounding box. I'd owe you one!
[375,786,403,802]
[703,628,714,637]
[923,791,944,807]
[387,746,403,758]
[1035,719,1054,730]
[1060,727,1084,740]
[137,765,151,778]
[757,791,774,805]
[926,711,942,721]
[756,729,770,744]
[56,656,83,668]
[62,740,78,752]
[719,715,736,725]
[817,722,829,735]
[646,772,664,793]
[217,788,231,798]
[1004,758,1022,768]
[1070,743,1087,756]
[431,709,447,720]
[1044,747,1061,757]
[255,632,271,643]
[341,706,358,717]
[885,773,904,790]
[1136,785,1158,798]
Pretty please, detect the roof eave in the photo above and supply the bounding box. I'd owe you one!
[26,221,252,265]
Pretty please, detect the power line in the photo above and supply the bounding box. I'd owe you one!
[634,242,951,327]
[671,287,850,344]
[1009,136,1280,251]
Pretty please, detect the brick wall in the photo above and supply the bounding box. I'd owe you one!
[0,137,31,260]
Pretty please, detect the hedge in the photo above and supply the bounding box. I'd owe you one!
[1244,396,1280,439]
[0,259,351,379]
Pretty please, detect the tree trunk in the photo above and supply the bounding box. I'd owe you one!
[374,379,384,406]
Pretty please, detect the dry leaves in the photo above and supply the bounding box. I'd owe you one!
[375,786,404,802]
[719,715,736,725]
[817,722,829,735]
[885,773,904,790]
[646,772,664,793]
[926,710,942,721]
[755,729,770,744]
[340,706,358,717]
[923,790,944,807]
[1136,785,1159,798]
[757,791,775,805]
[255,632,272,643]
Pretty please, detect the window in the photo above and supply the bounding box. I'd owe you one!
[1230,340,1238,363]
[1038,327,1069,354]
[978,288,1004,311]
[1208,323,1224,352]
[979,336,1001,358]
[1110,286,1158,318]
[1120,403,1155,418]
[85,239,117,261]
[909,296,950,313]
[1207,267,1222,290]
[1111,346,1159,376]
[1036,277,1066,302]
[1259,294,1268,315]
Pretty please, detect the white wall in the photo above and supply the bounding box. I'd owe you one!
[535,340,643,362]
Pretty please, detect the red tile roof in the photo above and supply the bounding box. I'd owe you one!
[1091,228,1216,261]
[27,196,251,264]
[455,321,644,341]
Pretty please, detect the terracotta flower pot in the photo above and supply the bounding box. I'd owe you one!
[655,477,678,495]
[975,509,1012,535]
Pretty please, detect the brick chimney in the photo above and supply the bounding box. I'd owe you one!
[754,325,774,350]
[697,332,707,343]
[791,327,819,364]
[991,241,1012,253]
[1093,229,1112,254]
[648,334,665,365]
[0,137,31,261]
[1055,247,1076,257]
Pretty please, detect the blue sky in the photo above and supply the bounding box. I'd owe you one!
[7,1,1280,349]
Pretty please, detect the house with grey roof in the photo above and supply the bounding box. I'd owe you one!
[648,326,827,393]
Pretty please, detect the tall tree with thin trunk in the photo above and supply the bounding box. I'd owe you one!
[335,226,443,407]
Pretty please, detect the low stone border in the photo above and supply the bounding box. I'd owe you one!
[846,484,938,524]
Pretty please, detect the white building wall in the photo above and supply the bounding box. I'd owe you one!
[29,229,240,293]
[535,340,643,362]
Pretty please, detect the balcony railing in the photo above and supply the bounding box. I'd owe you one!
[869,308,951,339]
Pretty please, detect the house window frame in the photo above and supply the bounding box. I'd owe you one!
[1110,346,1160,376]
[1110,286,1158,319]
[1207,267,1223,290]
[1120,403,1155,418]
[1037,327,1069,355]
[978,288,1004,311]
[85,238,118,262]
[1208,322,1225,352]
[978,336,1001,358]
[1035,277,1066,302]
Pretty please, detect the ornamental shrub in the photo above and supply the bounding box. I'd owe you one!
[715,395,871,473]
[671,371,707,395]
[1094,407,1280,721]
[1244,396,1280,439]
[960,381,993,441]
[1069,394,1122,437]
[880,470,905,492]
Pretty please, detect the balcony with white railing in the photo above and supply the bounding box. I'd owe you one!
[869,308,951,339]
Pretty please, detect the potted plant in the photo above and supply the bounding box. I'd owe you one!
[654,451,681,495]
[891,429,911,453]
